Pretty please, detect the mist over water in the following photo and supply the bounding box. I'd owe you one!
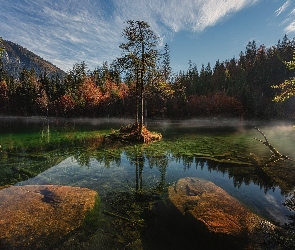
[1,117,295,247]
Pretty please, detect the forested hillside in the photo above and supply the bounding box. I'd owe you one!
[1,40,65,79]
[0,35,294,119]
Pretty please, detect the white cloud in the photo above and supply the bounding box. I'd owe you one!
[273,0,295,34]
[114,0,259,32]
[0,0,261,71]
[285,20,295,33]
[275,0,291,17]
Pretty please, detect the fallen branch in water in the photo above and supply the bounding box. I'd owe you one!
[254,127,290,164]
[103,210,145,227]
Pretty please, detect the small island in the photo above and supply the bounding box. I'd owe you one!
[107,21,164,143]
[108,123,162,143]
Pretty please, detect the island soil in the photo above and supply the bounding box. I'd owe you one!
[107,123,162,143]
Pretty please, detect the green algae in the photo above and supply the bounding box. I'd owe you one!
[2,119,294,249]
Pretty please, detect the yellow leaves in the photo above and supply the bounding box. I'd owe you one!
[284,61,295,70]
[147,81,174,99]
[272,51,295,102]
[283,50,295,70]
[225,68,231,79]
[272,79,295,102]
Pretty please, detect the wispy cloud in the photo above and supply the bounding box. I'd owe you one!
[275,0,291,17]
[0,0,123,70]
[0,0,260,71]
[275,1,295,34]
[285,20,295,33]
[114,0,259,32]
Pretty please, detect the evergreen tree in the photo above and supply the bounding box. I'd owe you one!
[162,43,172,83]
[118,20,160,129]
[212,60,226,93]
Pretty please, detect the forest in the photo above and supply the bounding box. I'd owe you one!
[0,33,295,120]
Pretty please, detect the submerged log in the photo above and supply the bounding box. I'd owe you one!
[254,127,291,164]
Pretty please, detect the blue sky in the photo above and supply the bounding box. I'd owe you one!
[1,0,295,73]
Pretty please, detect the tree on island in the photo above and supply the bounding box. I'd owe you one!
[108,20,162,143]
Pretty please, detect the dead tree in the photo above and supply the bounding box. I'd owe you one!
[254,127,291,164]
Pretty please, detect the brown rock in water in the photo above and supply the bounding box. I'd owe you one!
[168,177,287,249]
[0,185,99,249]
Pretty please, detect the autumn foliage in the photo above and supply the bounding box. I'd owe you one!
[1,34,295,119]
[0,80,9,111]
[52,94,76,116]
[108,123,162,143]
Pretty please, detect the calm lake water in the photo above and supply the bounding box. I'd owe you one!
[0,117,295,249]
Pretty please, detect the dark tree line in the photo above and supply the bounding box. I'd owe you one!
[176,34,295,119]
[0,31,295,119]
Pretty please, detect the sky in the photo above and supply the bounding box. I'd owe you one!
[1,0,295,73]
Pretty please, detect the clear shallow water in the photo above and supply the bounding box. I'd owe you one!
[18,153,293,224]
[1,117,295,248]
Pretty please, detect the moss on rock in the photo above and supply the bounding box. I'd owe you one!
[0,185,99,249]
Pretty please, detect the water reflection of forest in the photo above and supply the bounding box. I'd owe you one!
[69,136,295,230]
[72,136,293,193]
[1,131,295,230]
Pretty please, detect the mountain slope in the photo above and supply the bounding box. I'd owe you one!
[1,40,66,78]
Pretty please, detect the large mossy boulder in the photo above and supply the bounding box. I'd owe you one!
[0,185,99,249]
[168,177,293,249]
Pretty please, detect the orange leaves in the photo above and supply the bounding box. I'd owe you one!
[100,81,129,100]
[117,82,129,99]
[79,78,130,108]
[79,78,103,108]
[35,89,49,113]
[52,94,76,115]
[49,77,130,116]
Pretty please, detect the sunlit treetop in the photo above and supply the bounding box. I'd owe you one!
[272,51,295,102]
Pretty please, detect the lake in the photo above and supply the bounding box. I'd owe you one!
[0,117,295,249]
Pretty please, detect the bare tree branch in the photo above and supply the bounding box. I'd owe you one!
[254,127,291,164]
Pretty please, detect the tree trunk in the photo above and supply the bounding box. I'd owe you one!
[136,70,139,125]
[139,34,145,132]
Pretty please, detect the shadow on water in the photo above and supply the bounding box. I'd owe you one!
[1,117,295,248]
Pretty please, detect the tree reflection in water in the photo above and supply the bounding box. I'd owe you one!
[1,119,295,247]
[67,136,295,232]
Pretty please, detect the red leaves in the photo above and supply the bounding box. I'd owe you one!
[79,78,102,108]
[49,77,130,116]
[52,94,75,115]
[187,92,244,117]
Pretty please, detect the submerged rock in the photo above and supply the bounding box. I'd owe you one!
[0,185,99,249]
[168,177,293,249]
